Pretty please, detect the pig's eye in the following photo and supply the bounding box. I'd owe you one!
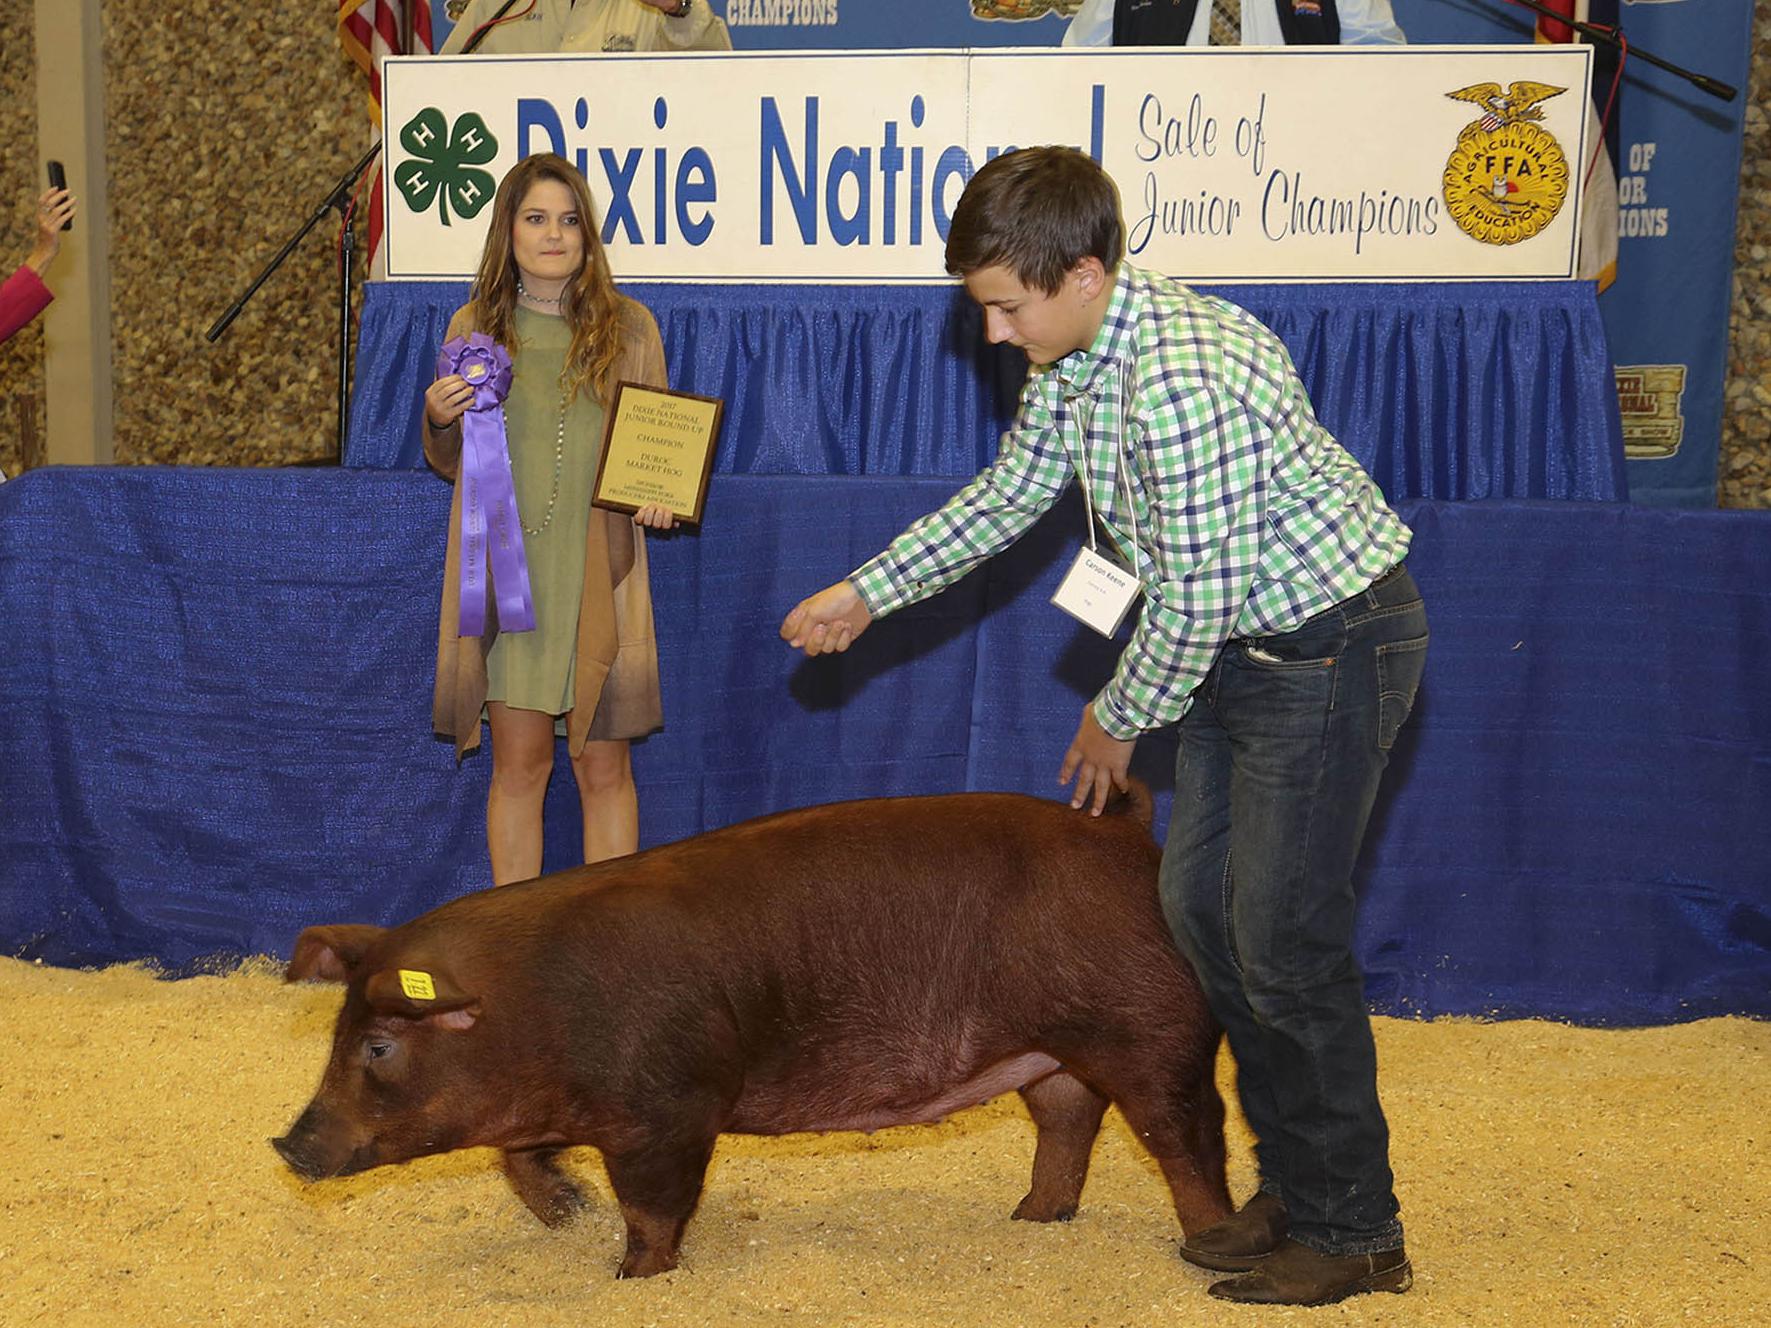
[366,1040,394,1061]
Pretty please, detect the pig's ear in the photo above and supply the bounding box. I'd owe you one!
[287,925,388,983]
[362,965,481,1030]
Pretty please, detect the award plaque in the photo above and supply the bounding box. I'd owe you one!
[590,383,724,525]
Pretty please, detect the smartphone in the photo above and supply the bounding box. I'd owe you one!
[45,160,72,232]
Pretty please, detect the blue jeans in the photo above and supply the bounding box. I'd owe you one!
[1158,565,1428,1257]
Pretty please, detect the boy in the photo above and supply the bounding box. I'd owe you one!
[780,145,1426,1306]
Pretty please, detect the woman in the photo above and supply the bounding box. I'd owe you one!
[424,153,674,884]
[1,187,77,345]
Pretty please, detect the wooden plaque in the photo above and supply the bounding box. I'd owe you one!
[590,382,724,525]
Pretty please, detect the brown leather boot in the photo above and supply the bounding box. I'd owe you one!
[1206,1237,1412,1305]
[1177,1191,1289,1272]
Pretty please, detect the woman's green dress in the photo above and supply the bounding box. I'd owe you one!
[484,306,606,721]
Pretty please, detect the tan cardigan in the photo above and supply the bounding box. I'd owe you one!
[425,296,666,760]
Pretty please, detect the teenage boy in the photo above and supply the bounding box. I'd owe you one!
[780,145,1427,1307]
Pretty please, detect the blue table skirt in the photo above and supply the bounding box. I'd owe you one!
[349,280,1627,502]
[3,467,1763,1022]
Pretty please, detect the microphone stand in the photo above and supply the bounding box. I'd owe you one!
[203,0,525,463]
[1486,0,1736,102]
[205,142,380,462]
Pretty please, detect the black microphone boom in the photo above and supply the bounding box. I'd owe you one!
[1483,0,1736,102]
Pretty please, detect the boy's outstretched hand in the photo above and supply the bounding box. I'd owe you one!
[781,580,873,656]
[1060,704,1135,817]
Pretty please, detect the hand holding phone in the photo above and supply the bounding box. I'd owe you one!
[46,161,73,232]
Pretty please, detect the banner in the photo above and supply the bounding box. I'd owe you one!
[431,0,1080,51]
[416,0,1751,505]
[381,45,1591,282]
[1394,0,1756,507]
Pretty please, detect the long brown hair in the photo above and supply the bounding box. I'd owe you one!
[468,153,624,405]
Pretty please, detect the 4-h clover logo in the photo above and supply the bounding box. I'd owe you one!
[394,108,498,226]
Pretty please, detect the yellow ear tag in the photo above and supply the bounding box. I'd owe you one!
[398,969,436,1001]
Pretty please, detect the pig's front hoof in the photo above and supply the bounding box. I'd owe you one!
[501,1148,590,1228]
[1012,1193,1079,1223]
[526,1180,590,1228]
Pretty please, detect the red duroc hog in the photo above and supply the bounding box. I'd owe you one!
[274,787,1232,1277]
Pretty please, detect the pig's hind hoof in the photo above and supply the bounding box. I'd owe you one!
[1012,1195,1079,1223]
[617,1249,680,1278]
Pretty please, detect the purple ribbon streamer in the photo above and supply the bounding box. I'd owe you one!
[438,333,535,637]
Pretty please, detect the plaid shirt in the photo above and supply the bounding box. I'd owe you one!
[851,265,1411,739]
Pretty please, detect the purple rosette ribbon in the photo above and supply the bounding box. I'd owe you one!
[438,332,536,636]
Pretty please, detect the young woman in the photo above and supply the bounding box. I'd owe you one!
[424,153,674,885]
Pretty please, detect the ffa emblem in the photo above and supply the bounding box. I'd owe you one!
[1441,81,1572,247]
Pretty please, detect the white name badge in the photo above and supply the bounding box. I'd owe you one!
[1051,545,1143,638]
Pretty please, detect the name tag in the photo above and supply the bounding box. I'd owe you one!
[1051,545,1143,638]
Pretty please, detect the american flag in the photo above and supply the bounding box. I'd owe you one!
[337,1,435,264]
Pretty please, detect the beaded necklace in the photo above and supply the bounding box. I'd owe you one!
[514,393,569,537]
[515,276,563,308]
[512,283,570,537]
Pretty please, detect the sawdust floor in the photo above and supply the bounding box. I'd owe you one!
[1,957,1765,1328]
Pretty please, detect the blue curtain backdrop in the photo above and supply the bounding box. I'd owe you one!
[2,468,1766,1024]
[350,280,1626,502]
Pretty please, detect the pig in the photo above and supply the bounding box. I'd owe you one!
[274,786,1232,1278]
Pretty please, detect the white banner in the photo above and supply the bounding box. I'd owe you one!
[380,45,1591,283]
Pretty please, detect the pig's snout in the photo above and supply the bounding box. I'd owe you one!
[270,1130,329,1181]
[272,1105,376,1181]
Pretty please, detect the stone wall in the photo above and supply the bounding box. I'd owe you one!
[1719,6,1771,509]
[2,4,1767,499]
[103,0,365,466]
[1,19,42,479]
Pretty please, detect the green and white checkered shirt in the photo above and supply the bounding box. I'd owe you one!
[851,265,1412,739]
